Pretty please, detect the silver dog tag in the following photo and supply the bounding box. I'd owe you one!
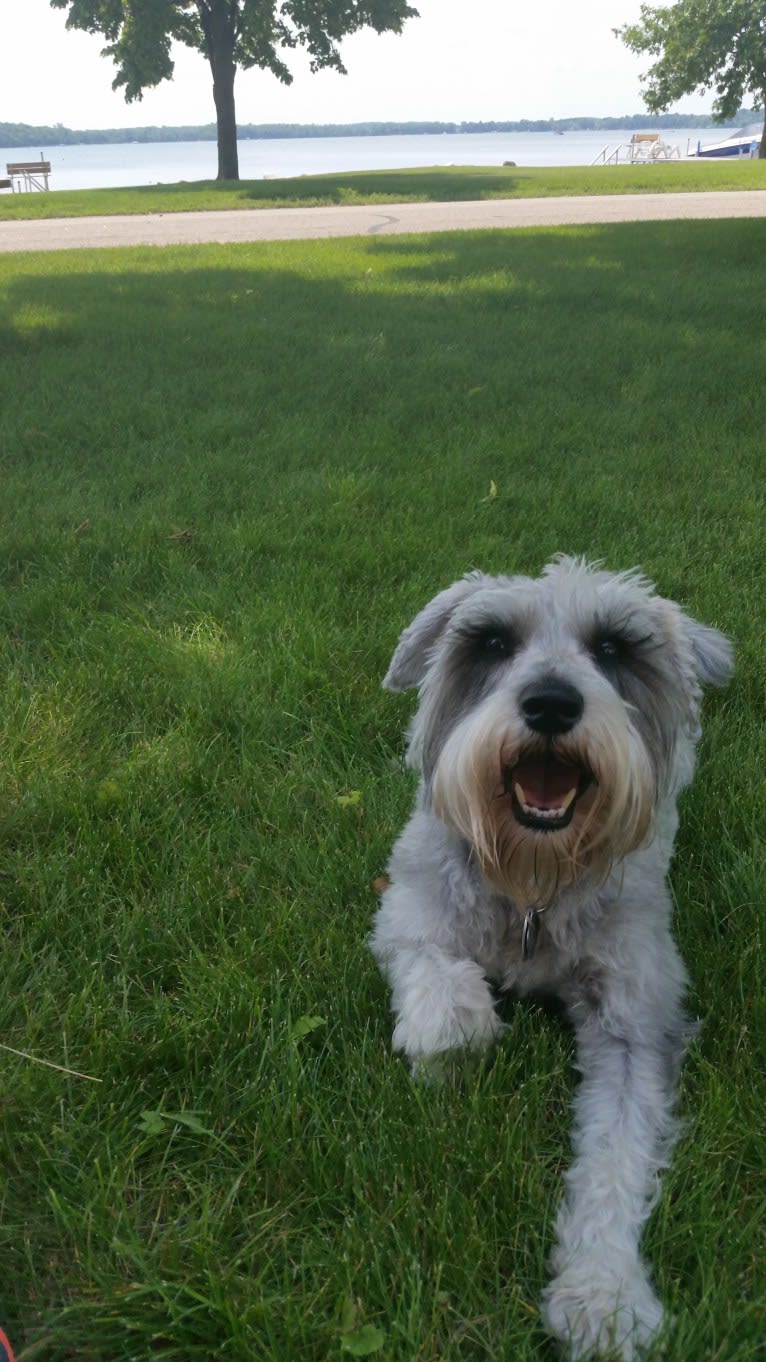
[522,908,539,961]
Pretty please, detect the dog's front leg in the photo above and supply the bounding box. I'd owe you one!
[371,880,504,1068]
[371,850,505,1069]
[541,993,686,1361]
[386,942,503,1067]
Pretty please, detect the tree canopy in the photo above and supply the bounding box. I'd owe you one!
[51,1,419,179]
[617,0,766,156]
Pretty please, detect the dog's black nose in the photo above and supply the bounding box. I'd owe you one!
[520,679,584,735]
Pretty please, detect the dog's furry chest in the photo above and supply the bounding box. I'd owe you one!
[385,803,677,1007]
[474,884,608,999]
[385,806,600,992]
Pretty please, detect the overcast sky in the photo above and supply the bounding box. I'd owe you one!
[4,1,713,130]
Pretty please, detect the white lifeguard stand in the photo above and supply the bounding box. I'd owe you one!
[592,133,681,167]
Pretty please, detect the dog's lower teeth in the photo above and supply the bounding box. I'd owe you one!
[513,782,577,821]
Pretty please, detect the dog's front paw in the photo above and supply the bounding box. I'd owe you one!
[393,997,504,1074]
[391,956,504,1067]
[541,1260,664,1361]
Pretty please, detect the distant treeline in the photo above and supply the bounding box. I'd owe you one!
[0,112,753,148]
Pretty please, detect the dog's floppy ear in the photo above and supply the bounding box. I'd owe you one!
[653,598,733,730]
[684,618,734,688]
[655,596,733,691]
[383,572,487,692]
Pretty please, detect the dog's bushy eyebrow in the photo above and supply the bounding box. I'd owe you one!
[451,610,516,640]
[449,591,537,638]
[584,601,658,649]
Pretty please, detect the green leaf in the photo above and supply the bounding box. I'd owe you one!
[335,789,362,807]
[166,1111,214,1135]
[340,1296,359,1334]
[340,1324,386,1356]
[137,1109,166,1136]
[137,1109,213,1137]
[291,1015,327,1040]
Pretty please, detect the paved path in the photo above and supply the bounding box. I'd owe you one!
[2,189,766,252]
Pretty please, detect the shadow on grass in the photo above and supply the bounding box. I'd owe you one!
[2,219,763,488]
[6,161,766,222]
[0,166,537,222]
[128,165,529,204]
[2,219,763,598]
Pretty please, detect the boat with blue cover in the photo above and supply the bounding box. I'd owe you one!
[693,123,762,158]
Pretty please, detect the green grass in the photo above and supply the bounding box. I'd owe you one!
[0,222,763,1361]
[2,159,766,219]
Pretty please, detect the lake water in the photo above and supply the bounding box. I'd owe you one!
[1,127,725,192]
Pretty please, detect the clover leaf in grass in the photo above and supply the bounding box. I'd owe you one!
[290,1015,327,1041]
[138,1110,214,1137]
[340,1324,386,1356]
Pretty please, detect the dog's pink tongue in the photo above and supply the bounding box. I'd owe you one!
[513,757,578,809]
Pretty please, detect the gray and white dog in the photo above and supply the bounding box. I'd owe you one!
[370,557,732,1361]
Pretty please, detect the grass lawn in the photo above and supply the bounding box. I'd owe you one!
[0,221,763,1361]
[2,160,766,220]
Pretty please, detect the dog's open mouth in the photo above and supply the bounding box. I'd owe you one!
[505,755,592,832]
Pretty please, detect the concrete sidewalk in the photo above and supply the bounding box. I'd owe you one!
[2,189,766,252]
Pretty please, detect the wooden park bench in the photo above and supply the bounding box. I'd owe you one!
[6,160,51,191]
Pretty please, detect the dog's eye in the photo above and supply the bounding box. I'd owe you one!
[473,629,513,660]
[592,634,625,664]
[591,629,653,666]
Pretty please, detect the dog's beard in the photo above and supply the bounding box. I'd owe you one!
[430,697,655,908]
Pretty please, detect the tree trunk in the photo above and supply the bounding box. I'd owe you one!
[199,0,240,181]
[760,108,766,160]
[212,54,239,180]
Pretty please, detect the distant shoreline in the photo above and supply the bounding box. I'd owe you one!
[0,112,752,149]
